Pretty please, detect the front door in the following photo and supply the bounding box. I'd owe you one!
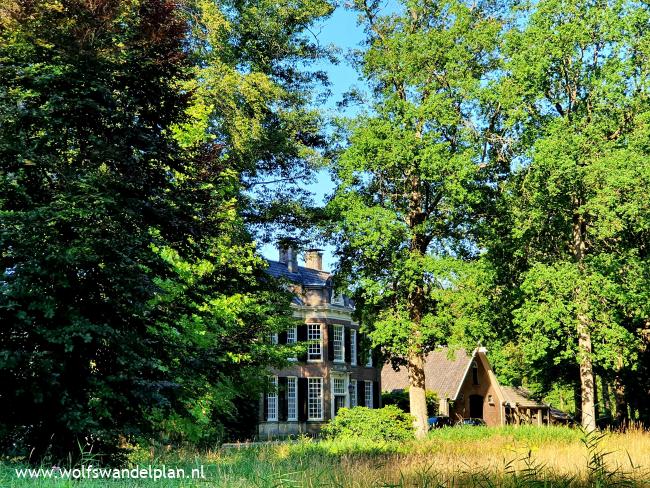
[469,394,484,419]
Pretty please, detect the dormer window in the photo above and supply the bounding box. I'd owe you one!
[331,292,344,306]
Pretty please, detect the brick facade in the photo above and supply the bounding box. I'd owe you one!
[382,347,550,427]
[258,248,381,438]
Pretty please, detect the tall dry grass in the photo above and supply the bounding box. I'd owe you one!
[2,426,649,487]
[206,425,650,487]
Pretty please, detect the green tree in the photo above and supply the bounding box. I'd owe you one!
[179,0,334,241]
[0,0,305,459]
[497,0,650,430]
[327,0,502,437]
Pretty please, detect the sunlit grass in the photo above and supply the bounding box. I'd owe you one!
[1,426,649,487]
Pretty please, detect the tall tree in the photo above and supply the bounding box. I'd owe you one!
[327,0,501,437]
[0,0,310,459]
[498,0,650,430]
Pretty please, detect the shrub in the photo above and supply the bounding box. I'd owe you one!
[322,406,414,442]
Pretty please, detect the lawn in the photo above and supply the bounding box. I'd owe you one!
[2,426,649,487]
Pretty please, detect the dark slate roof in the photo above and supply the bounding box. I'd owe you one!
[381,347,474,400]
[266,259,331,287]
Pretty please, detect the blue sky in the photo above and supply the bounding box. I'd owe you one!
[260,5,368,270]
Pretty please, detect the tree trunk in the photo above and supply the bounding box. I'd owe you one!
[577,308,596,431]
[404,171,430,439]
[408,351,429,438]
[573,206,596,432]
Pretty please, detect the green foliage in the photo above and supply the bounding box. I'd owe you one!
[180,0,334,241]
[326,0,505,434]
[478,0,650,424]
[321,406,415,442]
[0,0,329,460]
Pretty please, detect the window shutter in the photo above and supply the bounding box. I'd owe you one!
[373,381,380,409]
[357,333,365,366]
[371,347,380,368]
[297,324,307,341]
[297,325,308,362]
[278,377,288,421]
[298,377,308,421]
[344,328,351,363]
[279,331,287,344]
[327,324,334,361]
[358,380,365,407]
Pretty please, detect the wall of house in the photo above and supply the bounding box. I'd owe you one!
[258,421,324,439]
[259,283,381,439]
[449,354,502,426]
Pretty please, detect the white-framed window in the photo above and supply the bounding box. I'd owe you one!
[350,330,357,366]
[287,325,297,361]
[308,377,323,420]
[333,325,344,362]
[366,348,373,367]
[349,380,357,407]
[270,333,278,345]
[365,380,373,408]
[267,376,278,421]
[332,376,346,395]
[287,376,298,421]
[287,326,297,344]
[331,292,344,305]
[308,323,322,361]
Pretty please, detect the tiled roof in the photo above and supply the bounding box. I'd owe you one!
[266,259,331,287]
[501,386,547,409]
[381,347,473,400]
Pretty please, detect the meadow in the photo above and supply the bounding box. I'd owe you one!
[2,426,649,487]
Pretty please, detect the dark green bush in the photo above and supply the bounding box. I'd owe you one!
[322,406,414,442]
[382,389,439,416]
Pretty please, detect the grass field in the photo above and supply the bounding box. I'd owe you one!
[2,426,649,487]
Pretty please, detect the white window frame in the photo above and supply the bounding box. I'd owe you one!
[270,333,278,345]
[349,379,357,408]
[308,377,323,421]
[267,376,278,421]
[287,326,297,344]
[330,374,349,417]
[307,323,322,362]
[350,329,357,366]
[333,324,344,363]
[287,326,297,361]
[331,292,344,306]
[287,376,298,421]
[365,380,373,409]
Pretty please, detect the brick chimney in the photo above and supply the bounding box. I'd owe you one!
[304,249,323,271]
[278,243,299,273]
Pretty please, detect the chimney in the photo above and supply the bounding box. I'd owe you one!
[278,242,299,273]
[304,249,323,271]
